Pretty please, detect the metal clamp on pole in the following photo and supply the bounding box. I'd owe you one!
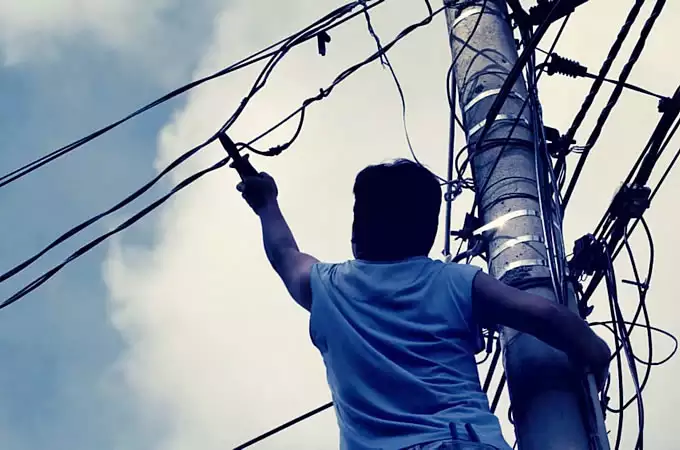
[473,209,540,236]
[467,114,531,139]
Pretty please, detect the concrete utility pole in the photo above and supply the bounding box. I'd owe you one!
[443,1,608,449]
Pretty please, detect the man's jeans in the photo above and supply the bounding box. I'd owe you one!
[403,423,501,450]
[405,439,498,450]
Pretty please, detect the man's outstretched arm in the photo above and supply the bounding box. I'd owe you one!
[238,173,318,311]
[472,271,610,387]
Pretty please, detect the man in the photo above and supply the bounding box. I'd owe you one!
[237,159,610,450]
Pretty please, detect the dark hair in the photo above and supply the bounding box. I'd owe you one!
[352,159,441,261]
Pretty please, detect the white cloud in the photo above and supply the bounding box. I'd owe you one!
[104,0,680,449]
[0,0,221,83]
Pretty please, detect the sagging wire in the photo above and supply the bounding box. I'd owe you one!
[0,0,386,191]
[0,0,444,310]
[361,0,453,182]
[0,3,352,289]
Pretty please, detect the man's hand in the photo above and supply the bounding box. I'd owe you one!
[237,172,278,214]
[472,271,613,391]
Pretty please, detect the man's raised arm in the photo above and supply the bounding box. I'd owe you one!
[238,173,318,311]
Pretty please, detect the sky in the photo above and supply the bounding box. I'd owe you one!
[0,0,678,449]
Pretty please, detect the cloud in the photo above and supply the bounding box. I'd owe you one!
[103,0,680,449]
[0,0,221,84]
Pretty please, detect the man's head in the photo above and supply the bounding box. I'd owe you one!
[351,159,442,262]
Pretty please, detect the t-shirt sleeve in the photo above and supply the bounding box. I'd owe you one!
[448,263,483,302]
[444,263,484,352]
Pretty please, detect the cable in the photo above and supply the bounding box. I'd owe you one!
[602,244,645,449]
[0,156,231,310]
[0,0,387,190]
[443,54,459,258]
[561,0,666,209]
[565,0,647,142]
[362,0,447,179]
[0,2,331,286]
[0,0,445,314]
[233,402,333,450]
[539,53,666,100]
[583,73,666,100]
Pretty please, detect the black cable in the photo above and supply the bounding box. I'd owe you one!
[0,0,445,318]
[580,92,680,278]
[602,243,645,449]
[0,156,231,310]
[481,343,501,390]
[0,3,370,297]
[562,0,647,144]
[538,51,666,100]
[561,0,666,209]
[490,372,506,414]
[444,52,459,258]
[554,0,647,192]
[0,0,387,190]
[582,73,666,100]
[362,0,446,179]
[233,402,334,450]
[0,1,329,286]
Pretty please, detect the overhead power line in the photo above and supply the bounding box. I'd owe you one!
[233,402,333,450]
[0,0,388,191]
[1,0,678,448]
[0,0,447,310]
[561,0,667,209]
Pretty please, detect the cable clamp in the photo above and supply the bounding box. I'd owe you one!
[545,127,576,158]
[610,184,651,220]
[467,114,530,139]
[490,234,544,261]
[568,234,604,278]
[464,88,525,113]
[473,209,540,236]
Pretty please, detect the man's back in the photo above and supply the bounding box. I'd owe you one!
[309,257,511,450]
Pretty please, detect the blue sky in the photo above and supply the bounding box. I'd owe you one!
[1,1,679,449]
[0,2,218,448]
